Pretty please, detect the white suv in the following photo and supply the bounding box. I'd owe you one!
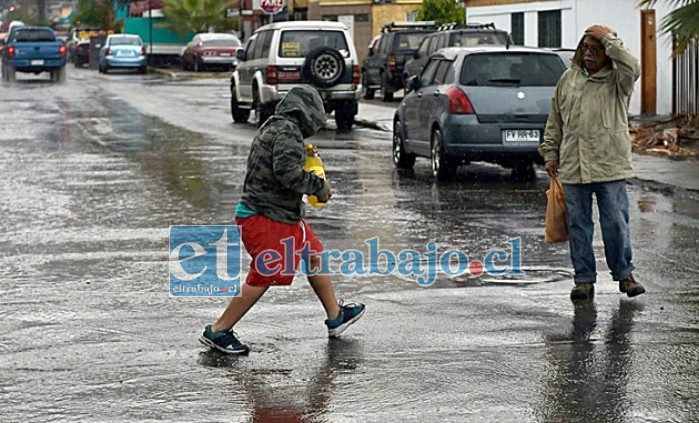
[230,21,361,130]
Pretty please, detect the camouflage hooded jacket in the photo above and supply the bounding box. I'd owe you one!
[539,32,640,184]
[240,86,330,223]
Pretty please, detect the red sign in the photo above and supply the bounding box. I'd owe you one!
[259,0,284,15]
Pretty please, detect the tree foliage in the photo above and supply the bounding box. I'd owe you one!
[416,0,465,26]
[638,0,699,54]
[72,0,114,29]
[159,0,233,37]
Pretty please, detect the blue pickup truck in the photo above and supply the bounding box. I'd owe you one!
[1,26,67,82]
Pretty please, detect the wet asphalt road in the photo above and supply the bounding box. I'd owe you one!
[1,68,699,422]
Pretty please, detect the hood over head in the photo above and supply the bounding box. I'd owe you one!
[274,86,326,137]
[571,26,617,72]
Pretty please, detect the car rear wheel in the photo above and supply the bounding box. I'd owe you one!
[381,72,394,102]
[254,88,272,127]
[231,86,251,123]
[512,161,536,181]
[431,128,456,180]
[393,119,415,169]
[361,72,374,100]
[304,47,345,88]
[335,102,355,131]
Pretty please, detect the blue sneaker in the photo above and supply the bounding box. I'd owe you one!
[325,301,365,338]
[199,325,249,354]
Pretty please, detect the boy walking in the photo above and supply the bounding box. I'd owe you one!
[199,86,365,354]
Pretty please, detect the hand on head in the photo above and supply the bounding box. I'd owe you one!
[584,24,613,41]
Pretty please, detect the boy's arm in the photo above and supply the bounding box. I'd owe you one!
[271,133,327,196]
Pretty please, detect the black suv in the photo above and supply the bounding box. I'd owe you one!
[403,23,512,84]
[361,21,437,102]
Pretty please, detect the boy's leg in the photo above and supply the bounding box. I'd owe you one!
[307,255,341,319]
[211,282,269,332]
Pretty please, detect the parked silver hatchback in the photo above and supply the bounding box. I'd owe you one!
[393,46,566,180]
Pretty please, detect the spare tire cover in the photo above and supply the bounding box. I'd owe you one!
[304,47,345,88]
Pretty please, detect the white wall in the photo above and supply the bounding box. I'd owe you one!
[466,0,677,115]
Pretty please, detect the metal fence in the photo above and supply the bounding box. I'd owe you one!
[673,38,699,116]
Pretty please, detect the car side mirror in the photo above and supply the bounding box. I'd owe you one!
[413,51,419,59]
[407,75,421,92]
[368,47,374,56]
[236,49,246,61]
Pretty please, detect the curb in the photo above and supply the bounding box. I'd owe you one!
[354,118,390,132]
[149,67,229,80]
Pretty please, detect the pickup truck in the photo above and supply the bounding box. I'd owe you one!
[1,26,68,82]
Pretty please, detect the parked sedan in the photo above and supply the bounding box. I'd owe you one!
[98,34,147,74]
[181,33,241,72]
[393,47,566,180]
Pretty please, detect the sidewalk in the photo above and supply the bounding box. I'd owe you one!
[355,101,699,193]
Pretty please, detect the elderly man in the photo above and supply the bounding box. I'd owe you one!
[539,25,645,301]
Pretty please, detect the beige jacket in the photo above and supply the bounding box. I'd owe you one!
[539,33,641,184]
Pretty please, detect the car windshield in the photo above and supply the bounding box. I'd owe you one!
[395,32,430,50]
[450,32,509,47]
[279,30,348,58]
[111,36,141,45]
[460,52,565,87]
[14,29,55,42]
[202,38,241,47]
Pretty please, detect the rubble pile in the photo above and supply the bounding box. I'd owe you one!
[629,117,699,158]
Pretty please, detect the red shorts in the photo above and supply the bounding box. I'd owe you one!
[235,214,324,287]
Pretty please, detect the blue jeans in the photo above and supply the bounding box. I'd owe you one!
[563,180,634,284]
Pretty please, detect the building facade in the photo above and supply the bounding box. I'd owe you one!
[464,0,680,115]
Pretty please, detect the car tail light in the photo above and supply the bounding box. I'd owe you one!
[352,65,360,85]
[141,46,147,56]
[59,45,67,56]
[7,46,15,57]
[266,65,277,85]
[446,86,475,114]
[105,47,111,56]
[387,54,396,73]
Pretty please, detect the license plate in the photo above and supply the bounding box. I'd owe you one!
[219,52,231,57]
[278,71,300,81]
[31,59,44,66]
[504,129,540,142]
[117,51,133,57]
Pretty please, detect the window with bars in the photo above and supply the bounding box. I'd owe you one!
[538,10,561,48]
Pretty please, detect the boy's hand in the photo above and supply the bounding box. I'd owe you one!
[585,24,613,41]
[318,188,332,203]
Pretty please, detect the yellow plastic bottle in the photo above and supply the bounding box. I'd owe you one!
[304,144,328,208]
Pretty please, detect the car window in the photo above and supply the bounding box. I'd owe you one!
[434,60,454,84]
[257,31,272,59]
[416,36,431,58]
[278,30,348,58]
[427,36,441,56]
[394,32,429,51]
[377,35,387,54]
[450,31,509,47]
[110,36,141,45]
[420,59,441,86]
[459,52,566,86]
[202,38,241,47]
[13,29,55,42]
[245,35,257,58]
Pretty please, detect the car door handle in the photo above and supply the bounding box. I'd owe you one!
[417,92,423,98]
[433,90,440,97]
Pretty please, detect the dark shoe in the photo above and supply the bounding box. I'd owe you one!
[325,301,365,338]
[619,274,646,297]
[199,325,249,354]
[570,283,595,301]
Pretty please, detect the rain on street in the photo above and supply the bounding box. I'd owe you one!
[1,69,699,422]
